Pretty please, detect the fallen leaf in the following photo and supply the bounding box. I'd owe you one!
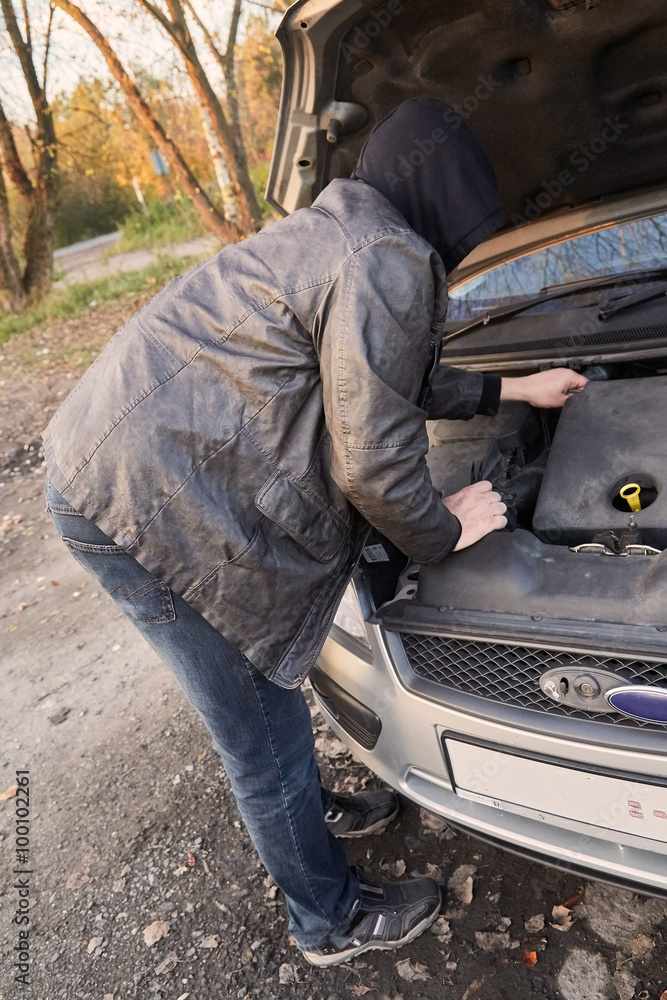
[155,951,179,975]
[630,933,654,958]
[314,735,348,758]
[524,913,545,933]
[51,580,59,586]
[475,931,510,951]
[143,920,170,946]
[173,865,187,876]
[448,864,476,905]
[86,936,104,954]
[396,958,431,981]
[394,859,406,877]
[613,970,639,1000]
[550,904,575,931]
[461,972,497,1000]
[560,890,584,909]
[522,950,538,968]
[278,963,300,984]
[187,852,196,867]
[0,784,18,801]
[496,916,512,931]
[13,602,27,613]
[200,935,219,949]
[430,916,452,942]
[112,878,125,893]
[350,987,376,997]
[176,994,190,1000]
[66,872,90,889]
[419,808,451,835]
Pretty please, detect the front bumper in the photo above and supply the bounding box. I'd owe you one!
[314,622,667,897]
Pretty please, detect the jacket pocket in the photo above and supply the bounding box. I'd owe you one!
[255,471,346,563]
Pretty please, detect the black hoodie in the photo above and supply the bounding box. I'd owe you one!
[352,97,504,273]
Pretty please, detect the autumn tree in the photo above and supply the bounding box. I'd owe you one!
[135,0,262,233]
[53,0,264,239]
[0,0,58,307]
[238,13,282,165]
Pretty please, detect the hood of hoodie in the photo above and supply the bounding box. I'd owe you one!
[351,98,504,272]
[267,0,667,253]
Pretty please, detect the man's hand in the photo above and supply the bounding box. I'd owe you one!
[443,481,507,551]
[501,369,588,409]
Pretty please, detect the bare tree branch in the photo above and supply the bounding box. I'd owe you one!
[225,0,242,65]
[0,0,49,128]
[20,0,31,51]
[182,0,225,70]
[42,2,54,90]
[134,0,173,36]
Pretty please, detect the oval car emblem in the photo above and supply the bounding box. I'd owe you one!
[605,685,667,724]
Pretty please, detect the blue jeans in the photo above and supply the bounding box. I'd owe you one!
[45,477,359,949]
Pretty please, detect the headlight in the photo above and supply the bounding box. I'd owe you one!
[332,582,370,648]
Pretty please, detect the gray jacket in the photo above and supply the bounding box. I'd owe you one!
[43,179,497,688]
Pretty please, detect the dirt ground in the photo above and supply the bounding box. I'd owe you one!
[1,295,666,1000]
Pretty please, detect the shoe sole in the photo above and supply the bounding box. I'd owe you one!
[332,804,400,839]
[301,888,442,968]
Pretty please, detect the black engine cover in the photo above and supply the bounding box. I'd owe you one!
[532,378,667,549]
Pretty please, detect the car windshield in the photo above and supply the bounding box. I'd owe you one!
[447,211,667,324]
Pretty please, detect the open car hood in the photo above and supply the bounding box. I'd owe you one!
[267,0,667,272]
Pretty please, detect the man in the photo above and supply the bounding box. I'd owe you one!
[43,98,586,966]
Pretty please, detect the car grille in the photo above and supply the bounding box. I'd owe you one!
[401,633,667,730]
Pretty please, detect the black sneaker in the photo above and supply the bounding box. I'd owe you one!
[301,867,442,967]
[324,789,399,838]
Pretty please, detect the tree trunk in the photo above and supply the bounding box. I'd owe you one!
[22,176,54,299]
[0,164,26,312]
[179,39,261,233]
[54,0,241,244]
[0,0,59,304]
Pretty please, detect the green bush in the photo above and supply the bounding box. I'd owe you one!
[111,196,206,254]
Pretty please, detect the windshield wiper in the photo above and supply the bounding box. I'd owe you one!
[598,281,667,321]
[443,266,667,346]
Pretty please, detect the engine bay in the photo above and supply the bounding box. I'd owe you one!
[365,360,667,634]
[428,365,667,553]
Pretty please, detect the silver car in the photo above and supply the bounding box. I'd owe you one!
[267,0,667,895]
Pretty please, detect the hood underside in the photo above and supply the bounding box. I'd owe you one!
[267,0,667,245]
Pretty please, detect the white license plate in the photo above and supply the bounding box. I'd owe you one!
[445,738,667,842]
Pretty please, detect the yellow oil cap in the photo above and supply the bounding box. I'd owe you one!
[620,483,642,512]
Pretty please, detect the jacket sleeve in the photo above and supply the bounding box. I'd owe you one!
[318,237,461,564]
[426,366,502,419]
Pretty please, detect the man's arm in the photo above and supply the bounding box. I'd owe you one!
[319,239,468,563]
[426,366,588,419]
[426,366,501,420]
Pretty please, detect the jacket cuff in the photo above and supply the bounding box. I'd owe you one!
[417,508,462,564]
[477,374,502,416]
